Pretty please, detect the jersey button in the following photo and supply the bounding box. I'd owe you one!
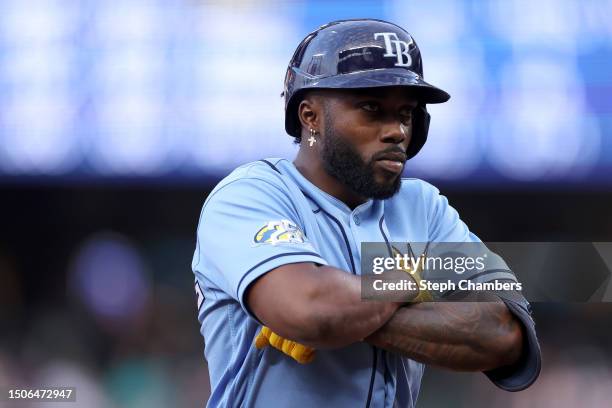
[353,214,361,225]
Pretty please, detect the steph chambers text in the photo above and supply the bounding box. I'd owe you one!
[372,279,522,292]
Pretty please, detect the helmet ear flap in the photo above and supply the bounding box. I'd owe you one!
[406,105,430,160]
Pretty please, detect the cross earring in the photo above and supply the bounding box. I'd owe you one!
[307,128,318,147]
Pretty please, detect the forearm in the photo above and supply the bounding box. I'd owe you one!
[295,265,400,348]
[364,302,523,371]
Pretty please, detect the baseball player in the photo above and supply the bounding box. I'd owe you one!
[192,19,541,407]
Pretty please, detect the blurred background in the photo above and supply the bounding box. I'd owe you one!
[0,0,611,407]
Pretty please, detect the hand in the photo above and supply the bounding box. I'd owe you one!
[254,326,316,364]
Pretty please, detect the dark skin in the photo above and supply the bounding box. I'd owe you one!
[247,87,523,371]
[294,88,414,208]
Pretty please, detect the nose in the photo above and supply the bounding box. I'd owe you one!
[380,119,410,148]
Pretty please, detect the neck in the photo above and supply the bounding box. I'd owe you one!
[293,147,367,210]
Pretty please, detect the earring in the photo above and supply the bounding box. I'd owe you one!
[307,128,318,146]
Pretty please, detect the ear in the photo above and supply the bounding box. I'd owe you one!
[297,96,321,136]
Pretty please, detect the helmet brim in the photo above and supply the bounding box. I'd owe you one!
[305,68,450,104]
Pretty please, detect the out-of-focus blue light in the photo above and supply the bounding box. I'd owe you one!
[389,0,467,46]
[488,56,600,180]
[486,0,581,51]
[0,93,79,174]
[1,0,78,44]
[0,0,610,186]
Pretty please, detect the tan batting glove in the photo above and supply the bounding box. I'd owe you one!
[255,326,316,364]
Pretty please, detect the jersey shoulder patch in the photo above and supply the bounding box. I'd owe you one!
[254,219,306,245]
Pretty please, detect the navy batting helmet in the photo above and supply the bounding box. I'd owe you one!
[283,19,450,159]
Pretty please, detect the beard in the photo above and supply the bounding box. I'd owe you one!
[320,114,402,200]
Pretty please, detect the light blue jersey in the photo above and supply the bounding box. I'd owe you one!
[192,158,540,407]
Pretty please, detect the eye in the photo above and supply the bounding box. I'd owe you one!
[360,102,380,113]
[399,107,414,124]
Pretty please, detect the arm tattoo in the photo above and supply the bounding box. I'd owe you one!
[365,301,522,371]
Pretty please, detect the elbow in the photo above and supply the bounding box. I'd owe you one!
[289,296,349,349]
[300,319,357,350]
[270,283,338,348]
[290,280,362,349]
[291,312,334,349]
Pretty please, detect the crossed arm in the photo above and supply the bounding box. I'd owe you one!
[247,262,523,371]
[364,301,522,371]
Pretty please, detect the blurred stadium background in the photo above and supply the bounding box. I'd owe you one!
[1,0,611,407]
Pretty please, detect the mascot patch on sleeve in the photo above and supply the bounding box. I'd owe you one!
[254,220,307,245]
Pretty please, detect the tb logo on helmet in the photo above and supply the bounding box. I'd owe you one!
[374,32,413,67]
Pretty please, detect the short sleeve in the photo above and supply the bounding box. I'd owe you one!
[424,183,479,243]
[193,177,327,319]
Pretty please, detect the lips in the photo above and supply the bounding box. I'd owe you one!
[375,152,406,174]
[377,159,404,174]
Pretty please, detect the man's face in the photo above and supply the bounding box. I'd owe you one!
[319,87,416,200]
